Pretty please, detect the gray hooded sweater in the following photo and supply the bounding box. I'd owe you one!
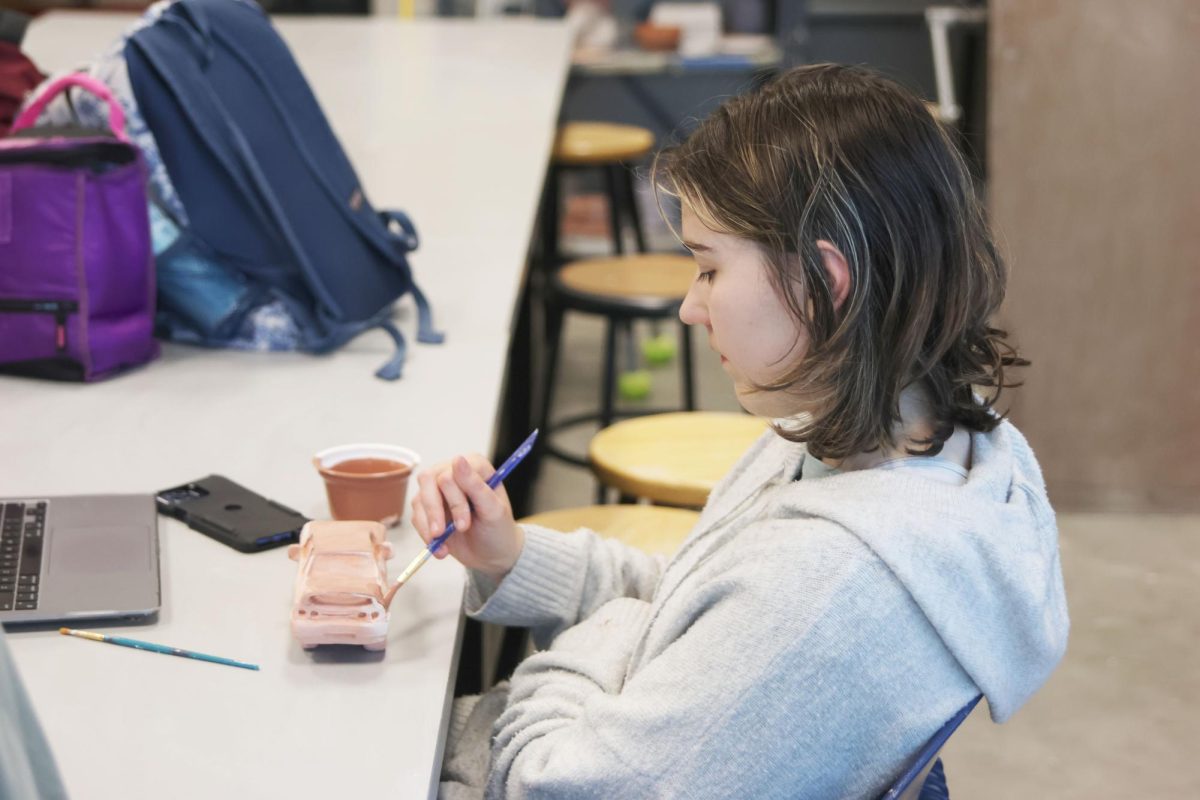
[452,420,1069,799]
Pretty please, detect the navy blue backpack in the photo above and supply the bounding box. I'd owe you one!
[123,0,441,379]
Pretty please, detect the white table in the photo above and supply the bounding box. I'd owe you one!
[5,13,570,799]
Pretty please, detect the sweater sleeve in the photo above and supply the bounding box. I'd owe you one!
[483,521,980,800]
[465,524,666,646]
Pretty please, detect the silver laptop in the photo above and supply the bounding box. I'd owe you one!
[0,495,160,627]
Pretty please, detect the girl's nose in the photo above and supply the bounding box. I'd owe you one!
[679,282,708,328]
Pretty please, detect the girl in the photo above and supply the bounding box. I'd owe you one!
[420,64,1069,799]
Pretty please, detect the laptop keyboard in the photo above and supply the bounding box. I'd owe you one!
[0,501,45,612]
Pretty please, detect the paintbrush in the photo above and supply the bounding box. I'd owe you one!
[59,628,259,671]
[383,429,538,609]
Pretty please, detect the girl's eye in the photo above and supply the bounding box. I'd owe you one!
[696,270,715,284]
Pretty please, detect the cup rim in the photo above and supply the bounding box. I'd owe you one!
[313,443,421,475]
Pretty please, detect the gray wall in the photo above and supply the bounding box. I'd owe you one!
[990,0,1200,512]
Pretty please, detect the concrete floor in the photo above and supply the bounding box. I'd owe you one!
[522,220,1200,798]
[944,513,1200,799]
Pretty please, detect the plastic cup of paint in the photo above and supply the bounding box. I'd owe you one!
[313,444,420,527]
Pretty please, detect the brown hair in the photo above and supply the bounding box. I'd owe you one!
[654,64,1027,460]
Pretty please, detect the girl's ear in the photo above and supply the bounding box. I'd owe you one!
[815,240,852,313]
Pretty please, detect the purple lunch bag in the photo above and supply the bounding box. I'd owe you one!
[0,73,157,381]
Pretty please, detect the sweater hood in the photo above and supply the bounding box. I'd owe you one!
[759,421,1069,722]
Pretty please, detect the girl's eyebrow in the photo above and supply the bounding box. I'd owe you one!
[682,241,713,253]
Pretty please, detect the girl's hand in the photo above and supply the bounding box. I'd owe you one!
[410,454,524,583]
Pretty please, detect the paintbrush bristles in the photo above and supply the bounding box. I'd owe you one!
[382,549,432,610]
[60,628,103,642]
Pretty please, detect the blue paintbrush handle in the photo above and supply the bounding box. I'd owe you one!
[427,429,538,553]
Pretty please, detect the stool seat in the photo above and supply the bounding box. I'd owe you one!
[555,254,694,316]
[519,504,700,556]
[553,122,655,165]
[589,412,769,508]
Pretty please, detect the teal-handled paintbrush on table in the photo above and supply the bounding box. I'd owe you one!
[59,627,259,671]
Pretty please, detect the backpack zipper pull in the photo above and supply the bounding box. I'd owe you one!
[53,305,68,351]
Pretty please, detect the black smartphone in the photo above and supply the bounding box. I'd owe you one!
[155,475,308,553]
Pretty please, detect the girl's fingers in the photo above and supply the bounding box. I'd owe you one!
[464,454,511,507]
[411,500,429,545]
[455,456,504,521]
[437,463,473,533]
[412,456,506,560]
[416,471,446,539]
[463,453,498,482]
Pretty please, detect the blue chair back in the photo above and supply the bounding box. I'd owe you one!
[879,694,983,800]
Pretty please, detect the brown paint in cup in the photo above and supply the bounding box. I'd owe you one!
[313,444,420,527]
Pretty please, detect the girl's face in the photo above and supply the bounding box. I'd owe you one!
[678,205,810,418]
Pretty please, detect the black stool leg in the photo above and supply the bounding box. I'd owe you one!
[538,297,567,453]
[620,319,637,372]
[494,627,529,685]
[539,165,561,272]
[620,165,647,253]
[497,277,539,509]
[604,165,625,255]
[595,317,620,504]
[455,617,484,696]
[600,317,620,430]
[679,319,695,411]
[620,165,662,352]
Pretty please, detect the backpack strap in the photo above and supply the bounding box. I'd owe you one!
[379,210,444,346]
[409,282,444,345]
[374,320,407,381]
[379,209,419,251]
[370,286,441,380]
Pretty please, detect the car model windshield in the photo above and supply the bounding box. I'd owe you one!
[304,552,381,597]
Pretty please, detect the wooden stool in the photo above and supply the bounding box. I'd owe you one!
[492,503,701,681]
[540,122,655,268]
[520,504,700,556]
[589,412,769,507]
[540,254,697,478]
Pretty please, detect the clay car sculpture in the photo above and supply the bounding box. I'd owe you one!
[288,520,394,651]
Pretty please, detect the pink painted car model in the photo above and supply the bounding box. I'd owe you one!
[288,520,394,651]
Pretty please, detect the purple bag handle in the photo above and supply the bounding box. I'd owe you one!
[11,73,129,142]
